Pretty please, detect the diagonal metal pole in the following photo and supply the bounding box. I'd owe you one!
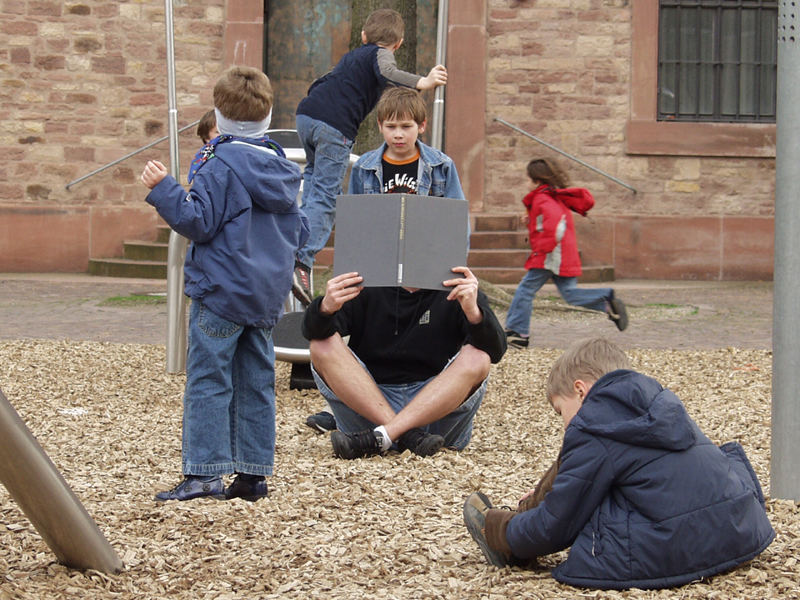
[164,0,188,373]
[65,120,199,191]
[494,117,637,194]
[0,388,122,573]
[771,7,800,501]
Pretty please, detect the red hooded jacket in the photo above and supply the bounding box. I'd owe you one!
[523,184,594,277]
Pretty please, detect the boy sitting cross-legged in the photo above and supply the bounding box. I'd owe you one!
[302,86,505,460]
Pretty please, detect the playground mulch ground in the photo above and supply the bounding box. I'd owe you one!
[0,274,796,599]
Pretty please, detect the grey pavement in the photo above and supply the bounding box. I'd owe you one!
[0,273,773,350]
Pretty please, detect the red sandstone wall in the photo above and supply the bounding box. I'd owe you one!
[0,0,776,280]
[471,0,774,280]
[0,0,231,271]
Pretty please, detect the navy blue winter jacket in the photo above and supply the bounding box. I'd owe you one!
[506,370,775,590]
[296,44,420,140]
[146,138,309,328]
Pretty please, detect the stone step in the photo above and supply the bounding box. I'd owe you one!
[468,249,530,267]
[124,240,168,262]
[156,226,172,243]
[472,213,519,232]
[92,215,613,285]
[471,265,614,285]
[88,258,167,279]
[470,230,528,249]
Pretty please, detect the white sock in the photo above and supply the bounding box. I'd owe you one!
[374,425,392,451]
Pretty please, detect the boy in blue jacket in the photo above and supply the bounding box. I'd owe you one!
[141,66,309,503]
[292,7,447,304]
[464,337,774,590]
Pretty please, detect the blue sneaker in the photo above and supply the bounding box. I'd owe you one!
[154,476,225,502]
[225,474,269,502]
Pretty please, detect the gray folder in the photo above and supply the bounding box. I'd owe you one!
[333,194,469,291]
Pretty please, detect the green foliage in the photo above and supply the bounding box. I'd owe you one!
[100,294,167,307]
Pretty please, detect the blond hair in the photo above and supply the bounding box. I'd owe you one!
[546,337,630,401]
[213,66,273,122]
[363,8,404,46]
[375,86,426,124]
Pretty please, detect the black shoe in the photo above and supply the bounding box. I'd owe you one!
[292,261,312,307]
[505,330,529,349]
[463,491,510,567]
[330,429,384,459]
[154,476,225,502]
[607,296,629,331]
[305,411,337,433]
[225,474,269,502]
[397,427,445,457]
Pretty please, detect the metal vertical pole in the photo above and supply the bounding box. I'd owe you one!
[164,0,188,373]
[430,0,448,150]
[771,3,800,501]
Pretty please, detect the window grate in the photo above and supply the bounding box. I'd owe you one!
[658,0,777,123]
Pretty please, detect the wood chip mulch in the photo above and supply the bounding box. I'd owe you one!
[0,340,796,600]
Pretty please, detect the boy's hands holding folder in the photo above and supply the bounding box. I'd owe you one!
[320,272,363,316]
[444,266,482,325]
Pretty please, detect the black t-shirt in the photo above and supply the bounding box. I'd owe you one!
[381,152,420,194]
[302,288,507,384]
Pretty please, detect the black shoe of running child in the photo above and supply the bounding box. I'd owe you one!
[505,330,529,349]
[463,491,511,567]
[607,297,629,331]
[292,261,312,307]
[397,428,445,457]
[330,429,384,459]
[305,411,337,433]
[225,474,269,502]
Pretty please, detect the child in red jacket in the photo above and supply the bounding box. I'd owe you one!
[504,158,627,348]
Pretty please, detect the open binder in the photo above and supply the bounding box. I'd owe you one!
[333,194,469,291]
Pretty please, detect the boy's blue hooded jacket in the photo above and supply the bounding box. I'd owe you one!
[506,370,775,590]
[146,139,309,328]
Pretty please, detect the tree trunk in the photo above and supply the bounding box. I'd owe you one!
[350,0,417,155]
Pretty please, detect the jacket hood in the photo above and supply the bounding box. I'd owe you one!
[214,140,301,214]
[570,370,696,451]
[524,185,594,217]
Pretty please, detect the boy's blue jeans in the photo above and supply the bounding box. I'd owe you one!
[295,114,354,268]
[505,268,612,336]
[182,300,276,477]
[310,350,487,451]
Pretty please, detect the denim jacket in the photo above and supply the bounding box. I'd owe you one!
[347,140,465,199]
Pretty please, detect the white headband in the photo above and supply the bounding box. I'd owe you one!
[214,107,272,138]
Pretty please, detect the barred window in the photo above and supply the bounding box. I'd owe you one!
[658,0,777,122]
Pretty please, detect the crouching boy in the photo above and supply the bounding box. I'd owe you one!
[464,337,774,590]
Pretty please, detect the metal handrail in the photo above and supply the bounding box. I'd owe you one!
[494,117,637,194]
[64,119,200,190]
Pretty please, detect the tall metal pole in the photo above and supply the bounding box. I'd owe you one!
[164,0,188,373]
[771,4,800,501]
[430,0,448,150]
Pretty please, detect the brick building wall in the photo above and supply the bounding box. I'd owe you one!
[476,0,775,280]
[0,0,228,271]
[0,0,776,279]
